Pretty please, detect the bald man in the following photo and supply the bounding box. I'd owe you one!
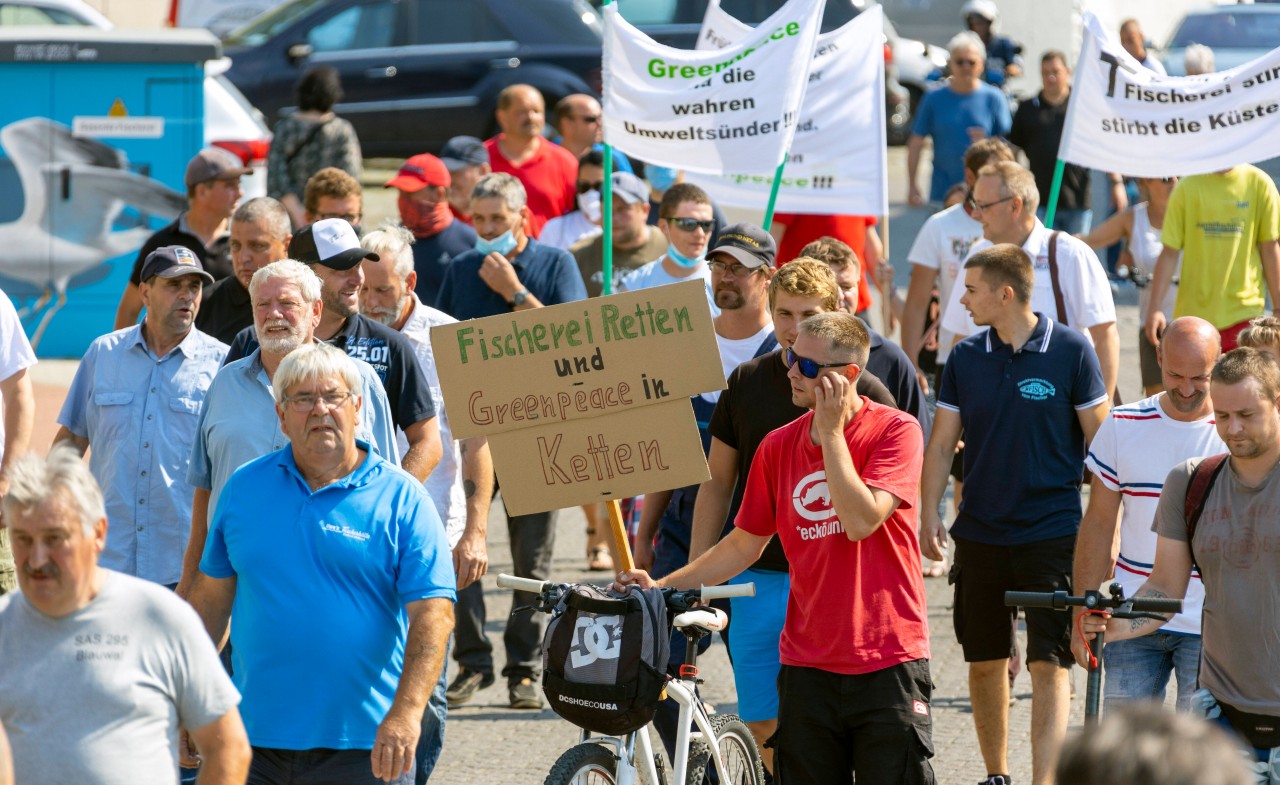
[551,93,634,175]
[485,84,578,236]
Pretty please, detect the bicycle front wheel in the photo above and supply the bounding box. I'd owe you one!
[686,714,766,785]
[544,742,620,785]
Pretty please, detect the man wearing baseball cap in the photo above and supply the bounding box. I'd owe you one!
[386,153,477,305]
[56,245,229,588]
[440,136,491,226]
[224,219,443,487]
[115,148,248,330]
[571,172,668,298]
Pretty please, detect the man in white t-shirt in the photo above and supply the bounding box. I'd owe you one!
[903,139,1013,389]
[619,182,719,316]
[0,290,34,595]
[943,160,1119,399]
[1072,317,1222,711]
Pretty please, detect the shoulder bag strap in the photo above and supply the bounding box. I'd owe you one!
[1046,230,1068,326]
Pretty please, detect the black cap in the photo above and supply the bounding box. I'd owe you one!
[708,223,776,269]
[439,135,489,170]
[289,219,379,270]
[140,245,214,284]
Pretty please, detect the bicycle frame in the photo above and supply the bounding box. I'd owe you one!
[579,675,727,785]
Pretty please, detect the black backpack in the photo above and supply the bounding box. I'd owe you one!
[541,583,670,735]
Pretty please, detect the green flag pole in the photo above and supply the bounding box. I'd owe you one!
[761,156,788,232]
[601,0,616,296]
[1043,158,1066,230]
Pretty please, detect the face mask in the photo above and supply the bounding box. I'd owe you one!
[475,229,518,257]
[577,189,602,223]
[398,193,453,238]
[646,165,679,193]
[666,243,703,269]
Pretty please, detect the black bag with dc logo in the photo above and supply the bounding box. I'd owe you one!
[541,583,670,735]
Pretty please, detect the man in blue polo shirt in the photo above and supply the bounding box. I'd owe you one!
[188,342,455,785]
[920,243,1109,785]
[432,171,586,710]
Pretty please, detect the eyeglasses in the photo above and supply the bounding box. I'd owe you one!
[576,114,600,124]
[316,211,361,224]
[576,180,604,194]
[708,259,759,277]
[970,195,1015,212]
[952,58,979,67]
[667,217,715,233]
[282,391,355,412]
[785,347,851,379]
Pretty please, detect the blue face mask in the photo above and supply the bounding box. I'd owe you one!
[475,230,517,257]
[666,243,704,269]
[646,165,679,193]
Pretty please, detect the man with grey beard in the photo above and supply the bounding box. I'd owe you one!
[360,225,493,783]
[176,259,397,596]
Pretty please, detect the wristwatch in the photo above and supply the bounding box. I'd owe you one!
[509,288,531,308]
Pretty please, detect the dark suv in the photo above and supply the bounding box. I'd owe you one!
[223,0,604,157]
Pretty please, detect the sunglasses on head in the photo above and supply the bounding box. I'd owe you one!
[785,347,851,379]
[576,180,604,194]
[668,217,715,233]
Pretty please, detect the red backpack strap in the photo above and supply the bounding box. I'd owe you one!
[1184,453,1229,565]
[1046,231,1068,326]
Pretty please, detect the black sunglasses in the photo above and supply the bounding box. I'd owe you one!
[576,180,604,194]
[668,217,715,232]
[785,347,851,379]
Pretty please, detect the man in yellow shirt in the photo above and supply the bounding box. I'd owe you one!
[1144,165,1280,351]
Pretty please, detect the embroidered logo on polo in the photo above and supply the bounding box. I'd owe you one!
[1017,378,1056,401]
[320,521,371,542]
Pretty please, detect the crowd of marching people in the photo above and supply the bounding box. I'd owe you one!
[0,10,1278,785]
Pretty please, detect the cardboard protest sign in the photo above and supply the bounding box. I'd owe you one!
[431,281,726,515]
[687,2,887,215]
[1062,12,1280,177]
[601,0,823,175]
[487,400,708,515]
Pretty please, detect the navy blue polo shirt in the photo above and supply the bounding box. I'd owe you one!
[434,238,587,321]
[937,314,1107,545]
[411,220,477,306]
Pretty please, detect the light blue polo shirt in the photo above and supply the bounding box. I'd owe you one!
[187,347,398,513]
[58,324,227,586]
[201,443,456,750]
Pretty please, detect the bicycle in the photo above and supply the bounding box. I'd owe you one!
[1004,583,1182,724]
[496,574,765,785]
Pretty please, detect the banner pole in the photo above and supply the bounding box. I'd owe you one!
[761,156,788,231]
[880,214,892,337]
[1043,158,1066,230]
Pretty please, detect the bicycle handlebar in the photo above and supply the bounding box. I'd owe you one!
[497,574,546,593]
[1004,589,1182,615]
[494,574,756,609]
[699,583,755,601]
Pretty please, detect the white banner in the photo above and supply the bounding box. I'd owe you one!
[687,2,887,215]
[601,0,823,175]
[1061,11,1280,177]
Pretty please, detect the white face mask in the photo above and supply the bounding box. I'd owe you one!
[577,189,602,223]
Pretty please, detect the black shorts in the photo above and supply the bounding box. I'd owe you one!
[771,660,935,785]
[950,534,1075,667]
[1138,325,1162,390]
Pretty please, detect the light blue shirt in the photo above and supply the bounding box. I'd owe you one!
[187,347,398,514]
[201,444,456,749]
[57,325,227,586]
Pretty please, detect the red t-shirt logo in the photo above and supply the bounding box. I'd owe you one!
[792,471,834,522]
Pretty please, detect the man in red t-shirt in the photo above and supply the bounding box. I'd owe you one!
[620,312,934,785]
[484,84,577,238]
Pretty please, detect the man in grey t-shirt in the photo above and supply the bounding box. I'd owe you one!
[1083,347,1280,772]
[0,448,249,785]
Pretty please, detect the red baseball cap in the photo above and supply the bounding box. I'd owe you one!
[385,154,451,192]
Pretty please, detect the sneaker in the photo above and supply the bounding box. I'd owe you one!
[509,677,543,710]
[979,776,1012,785]
[445,668,493,707]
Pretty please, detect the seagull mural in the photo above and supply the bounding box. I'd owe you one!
[0,117,186,349]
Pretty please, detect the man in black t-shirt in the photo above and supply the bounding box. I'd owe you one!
[223,219,441,483]
[197,197,292,345]
[689,259,900,773]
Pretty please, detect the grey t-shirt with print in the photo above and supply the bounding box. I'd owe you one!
[1155,457,1280,716]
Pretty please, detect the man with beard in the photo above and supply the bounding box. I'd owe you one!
[178,259,397,595]
[54,247,227,589]
[360,225,493,782]
[197,197,292,345]
[484,84,577,236]
[1082,348,1280,782]
[1072,317,1223,712]
[384,154,476,304]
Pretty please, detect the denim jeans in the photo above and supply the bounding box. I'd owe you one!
[415,640,450,783]
[1102,632,1202,712]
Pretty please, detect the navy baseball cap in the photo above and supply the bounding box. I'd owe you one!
[140,245,214,284]
[439,136,488,170]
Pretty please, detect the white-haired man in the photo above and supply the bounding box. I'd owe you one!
[188,343,455,784]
